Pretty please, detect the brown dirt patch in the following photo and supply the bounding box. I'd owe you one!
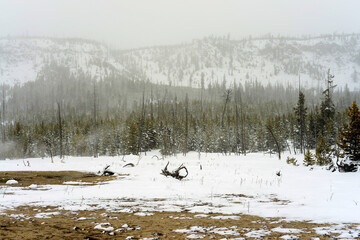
[0,206,357,240]
[0,171,117,187]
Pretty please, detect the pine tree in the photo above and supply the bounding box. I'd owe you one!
[294,91,307,153]
[319,69,336,144]
[337,101,360,161]
[127,121,139,155]
[303,149,315,166]
[315,135,332,165]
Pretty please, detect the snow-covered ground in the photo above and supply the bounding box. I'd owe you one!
[1,151,360,224]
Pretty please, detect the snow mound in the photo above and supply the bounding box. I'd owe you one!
[5,179,18,185]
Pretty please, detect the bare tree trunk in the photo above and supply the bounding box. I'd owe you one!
[221,89,232,128]
[93,81,98,158]
[183,93,189,156]
[234,89,240,155]
[2,85,5,143]
[172,95,177,155]
[57,102,63,159]
[137,91,145,154]
[266,125,281,160]
[150,88,154,120]
[240,94,246,156]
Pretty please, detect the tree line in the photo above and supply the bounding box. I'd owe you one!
[0,64,359,162]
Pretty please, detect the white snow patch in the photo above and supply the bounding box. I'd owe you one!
[272,227,303,233]
[280,235,299,239]
[245,229,272,238]
[63,181,93,185]
[34,212,60,218]
[5,179,18,185]
[134,212,154,216]
[94,222,114,232]
[211,227,239,236]
[211,215,240,220]
[186,234,206,239]
[194,214,209,218]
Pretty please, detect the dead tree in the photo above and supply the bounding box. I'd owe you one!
[100,165,115,176]
[183,93,189,156]
[266,125,281,160]
[57,102,63,159]
[93,81,98,158]
[221,89,232,128]
[137,91,146,154]
[161,162,188,180]
[2,84,5,142]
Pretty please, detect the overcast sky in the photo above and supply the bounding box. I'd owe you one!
[0,0,360,49]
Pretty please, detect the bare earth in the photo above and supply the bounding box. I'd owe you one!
[0,172,359,239]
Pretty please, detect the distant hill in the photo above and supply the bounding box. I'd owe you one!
[1,34,360,91]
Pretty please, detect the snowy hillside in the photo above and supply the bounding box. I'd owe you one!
[120,34,360,91]
[0,37,123,86]
[1,34,360,91]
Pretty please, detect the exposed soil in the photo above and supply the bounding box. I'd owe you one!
[1,206,358,240]
[0,171,117,187]
[1,171,359,239]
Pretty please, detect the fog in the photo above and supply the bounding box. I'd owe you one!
[0,0,360,49]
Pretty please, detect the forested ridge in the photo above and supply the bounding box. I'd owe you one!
[1,62,359,160]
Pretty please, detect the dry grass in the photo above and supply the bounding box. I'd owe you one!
[0,206,355,240]
[0,171,117,187]
[0,171,359,239]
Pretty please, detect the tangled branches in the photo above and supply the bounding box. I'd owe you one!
[161,162,188,180]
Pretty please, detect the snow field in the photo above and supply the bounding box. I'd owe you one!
[1,150,360,224]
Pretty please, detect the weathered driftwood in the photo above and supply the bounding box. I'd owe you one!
[101,165,115,176]
[123,163,135,168]
[161,162,188,180]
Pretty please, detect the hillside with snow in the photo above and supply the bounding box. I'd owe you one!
[120,34,360,91]
[0,37,123,86]
[1,34,360,91]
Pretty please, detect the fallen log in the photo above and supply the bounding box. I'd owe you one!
[101,165,115,176]
[123,163,135,168]
[161,162,188,180]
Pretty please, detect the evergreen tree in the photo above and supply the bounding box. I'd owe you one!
[127,121,139,155]
[319,69,336,144]
[307,111,317,149]
[303,149,315,166]
[294,91,307,153]
[315,135,332,165]
[337,101,360,161]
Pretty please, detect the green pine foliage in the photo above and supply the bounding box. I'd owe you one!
[286,156,299,166]
[303,149,315,166]
[294,91,307,153]
[315,136,332,166]
[337,101,360,161]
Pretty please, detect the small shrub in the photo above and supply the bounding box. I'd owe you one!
[315,136,332,166]
[286,156,299,166]
[303,149,315,166]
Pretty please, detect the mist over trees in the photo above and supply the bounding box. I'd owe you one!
[1,34,360,169]
[1,60,359,161]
